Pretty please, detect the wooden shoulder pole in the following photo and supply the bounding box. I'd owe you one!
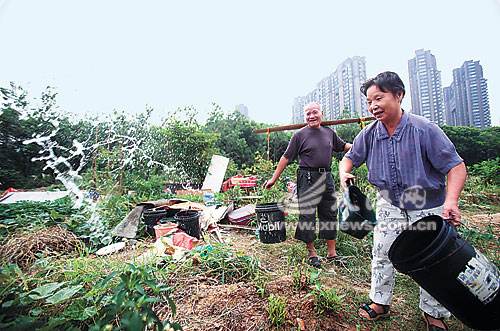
[254,116,375,134]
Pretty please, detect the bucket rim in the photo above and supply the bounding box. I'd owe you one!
[174,209,200,219]
[389,215,449,269]
[255,202,284,212]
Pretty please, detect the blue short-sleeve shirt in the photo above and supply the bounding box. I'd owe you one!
[345,112,463,210]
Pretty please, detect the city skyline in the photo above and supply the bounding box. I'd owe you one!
[292,51,492,128]
[0,0,499,126]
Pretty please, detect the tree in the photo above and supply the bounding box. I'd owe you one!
[441,126,500,165]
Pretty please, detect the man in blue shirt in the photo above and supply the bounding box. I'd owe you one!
[339,72,466,330]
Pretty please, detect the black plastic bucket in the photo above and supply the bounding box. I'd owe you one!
[256,203,286,244]
[142,208,170,236]
[174,210,201,239]
[388,215,500,330]
[339,184,377,239]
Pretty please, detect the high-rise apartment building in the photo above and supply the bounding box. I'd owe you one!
[291,56,367,124]
[235,104,249,118]
[443,60,490,128]
[408,49,445,125]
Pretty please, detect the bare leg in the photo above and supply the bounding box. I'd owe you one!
[326,239,337,257]
[306,241,317,257]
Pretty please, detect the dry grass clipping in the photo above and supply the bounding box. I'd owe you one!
[0,225,83,269]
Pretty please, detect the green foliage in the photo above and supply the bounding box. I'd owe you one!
[205,106,291,167]
[0,261,180,331]
[0,197,77,242]
[469,158,500,186]
[187,244,260,284]
[441,126,500,165]
[91,264,180,331]
[267,294,287,327]
[312,287,343,315]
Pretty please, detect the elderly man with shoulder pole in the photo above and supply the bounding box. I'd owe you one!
[265,102,352,268]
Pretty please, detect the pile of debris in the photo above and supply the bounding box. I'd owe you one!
[0,225,83,269]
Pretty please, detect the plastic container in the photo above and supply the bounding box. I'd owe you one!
[228,205,255,226]
[174,210,201,239]
[142,207,170,236]
[388,215,500,330]
[255,203,286,244]
[338,184,376,239]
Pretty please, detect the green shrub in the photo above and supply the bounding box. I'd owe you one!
[469,158,500,186]
[313,287,343,315]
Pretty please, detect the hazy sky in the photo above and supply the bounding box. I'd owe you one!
[1,0,499,125]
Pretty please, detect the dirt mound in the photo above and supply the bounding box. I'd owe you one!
[265,275,351,331]
[158,281,267,331]
[0,225,83,269]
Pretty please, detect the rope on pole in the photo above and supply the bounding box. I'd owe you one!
[266,128,270,160]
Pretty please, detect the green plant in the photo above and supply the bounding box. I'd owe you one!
[291,261,307,291]
[91,263,180,331]
[303,267,344,315]
[267,294,287,327]
[469,158,500,186]
[312,287,343,315]
[0,197,79,242]
[187,244,260,284]
[253,272,270,298]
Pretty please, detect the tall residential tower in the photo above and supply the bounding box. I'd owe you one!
[292,56,367,124]
[408,49,445,125]
[443,60,490,128]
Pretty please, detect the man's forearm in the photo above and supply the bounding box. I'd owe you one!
[445,162,467,203]
[271,156,289,182]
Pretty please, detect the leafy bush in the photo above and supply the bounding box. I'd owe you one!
[0,262,180,331]
[468,158,500,186]
[0,197,77,242]
[91,264,180,331]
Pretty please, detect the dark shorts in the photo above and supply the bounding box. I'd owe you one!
[294,169,338,243]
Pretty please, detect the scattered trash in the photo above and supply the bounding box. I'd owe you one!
[175,210,201,239]
[228,204,255,226]
[169,201,206,211]
[222,175,257,192]
[112,198,189,239]
[95,242,126,256]
[112,205,146,239]
[0,190,69,204]
[202,190,215,205]
[153,222,178,240]
[201,155,230,193]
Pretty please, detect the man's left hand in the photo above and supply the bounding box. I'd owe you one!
[442,200,461,227]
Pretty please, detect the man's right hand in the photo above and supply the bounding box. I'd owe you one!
[264,178,275,189]
[339,172,356,190]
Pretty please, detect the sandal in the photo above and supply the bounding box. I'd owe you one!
[422,312,448,331]
[308,256,321,268]
[358,302,390,321]
[326,255,343,265]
